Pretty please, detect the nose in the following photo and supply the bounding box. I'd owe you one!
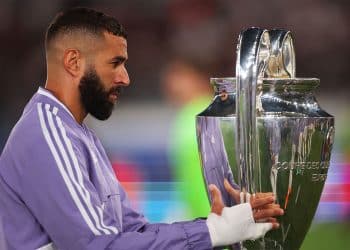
[115,65,130,86]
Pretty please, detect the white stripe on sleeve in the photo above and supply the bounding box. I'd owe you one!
[52,107,119,234]
[37,103,102,235]
[44,104,117,234]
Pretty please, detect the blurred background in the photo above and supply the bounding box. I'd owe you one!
[0,0,349,249]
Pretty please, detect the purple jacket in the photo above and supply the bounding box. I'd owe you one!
[0,88,212,250]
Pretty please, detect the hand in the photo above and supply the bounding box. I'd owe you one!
[207,182,284,247]
[223,179,283,229]
[206,185,274,247]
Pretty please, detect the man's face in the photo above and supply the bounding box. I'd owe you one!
[79,33,130,120]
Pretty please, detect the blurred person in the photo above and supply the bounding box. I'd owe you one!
[161,58,214,219]
[0,7,283,250]
[339,114,350,221]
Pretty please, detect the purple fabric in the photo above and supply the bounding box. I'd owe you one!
[0,88,212,250]
[197,117,239,207]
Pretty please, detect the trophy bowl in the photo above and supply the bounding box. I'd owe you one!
[196,28,335,250]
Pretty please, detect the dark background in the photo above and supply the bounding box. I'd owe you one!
[0,1,349,249]
[0,0,349,147]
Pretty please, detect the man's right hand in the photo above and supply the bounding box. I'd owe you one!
[206,183,283,247]
[223,179,283,229]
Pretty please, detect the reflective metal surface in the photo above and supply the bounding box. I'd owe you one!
[236,28,270,195]
[266,29,295,78]
[196,28,335,250]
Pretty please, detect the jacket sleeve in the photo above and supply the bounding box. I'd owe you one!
[9,108,212,250]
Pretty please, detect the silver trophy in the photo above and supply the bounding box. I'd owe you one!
[196,28,335,249]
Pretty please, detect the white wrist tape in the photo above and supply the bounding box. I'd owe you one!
[206,203,272,247]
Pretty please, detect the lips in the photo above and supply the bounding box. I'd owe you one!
[109,93,118,103]
[108,86,124,103]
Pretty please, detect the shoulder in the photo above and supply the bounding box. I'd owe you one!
[2,102,87,165]
[3,102,46,154]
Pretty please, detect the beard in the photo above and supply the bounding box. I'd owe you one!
[79,67,123,120]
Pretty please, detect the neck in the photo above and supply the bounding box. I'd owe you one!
[44,81,87,124]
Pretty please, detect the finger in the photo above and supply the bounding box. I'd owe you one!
[224,178,240,203]
[257,203,281,210]
[253,208,284,221]
[271,222,280,229]
[253,203,280,211]
[256,217,280,229]
[251,196,275,209]
[254,192,274,199]
[209,184,224,215]
[266,217,278,224]
[256,217,277,223]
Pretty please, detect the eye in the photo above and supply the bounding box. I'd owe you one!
[110,57,127,68]
[111,60,122,68]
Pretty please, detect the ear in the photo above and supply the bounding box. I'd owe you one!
[63,49,84,77]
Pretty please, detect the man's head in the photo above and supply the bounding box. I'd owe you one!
[45,7,130,120]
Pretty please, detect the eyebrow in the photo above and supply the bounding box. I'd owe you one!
[111,56,127,62]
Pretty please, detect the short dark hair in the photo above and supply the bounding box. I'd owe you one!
[45,7,127,49]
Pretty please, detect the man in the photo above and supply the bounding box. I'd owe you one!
[0,7,283,249]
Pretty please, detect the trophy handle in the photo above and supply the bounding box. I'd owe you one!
[266,29,296,78]
[235,27,270,195]
[235,28,296,196]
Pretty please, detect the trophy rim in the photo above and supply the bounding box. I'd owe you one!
[210,77,319,83]
[210,77,320,93]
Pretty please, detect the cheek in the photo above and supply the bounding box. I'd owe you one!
[97,68,114,86]
[103,71,115,83]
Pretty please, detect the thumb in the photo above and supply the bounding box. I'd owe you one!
[224,178,240,203]
[209,184,224,215]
